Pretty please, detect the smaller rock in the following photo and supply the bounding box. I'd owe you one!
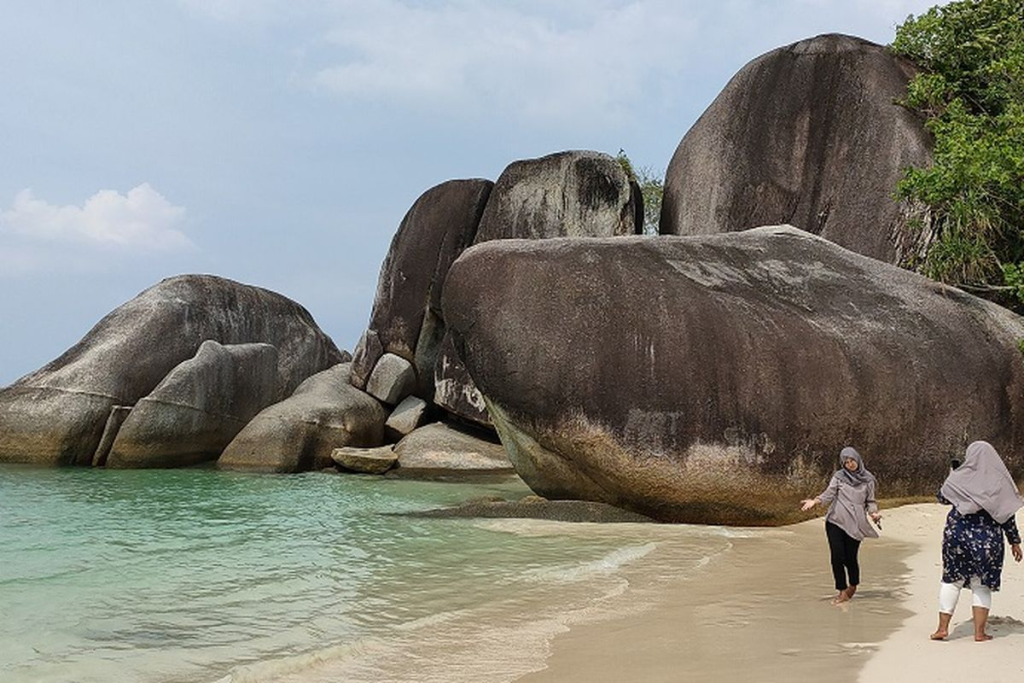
[392,422,512,476]
[385,396,428,442]
[332,445,398,474]
[433,333,491,427]
[217,363,385,473]
[366,353,416,404]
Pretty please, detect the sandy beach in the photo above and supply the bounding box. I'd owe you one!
[517,503,1024,683]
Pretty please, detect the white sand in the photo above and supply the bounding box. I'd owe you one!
[860,503,1024,683]
[516,503,1024,683]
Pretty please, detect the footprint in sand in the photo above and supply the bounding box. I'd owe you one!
[988,616,1024,629]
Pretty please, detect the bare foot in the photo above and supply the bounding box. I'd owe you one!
[975,633,993,642]
[831,591,850,605]
[845,585,858,600]
[930,630,948,640]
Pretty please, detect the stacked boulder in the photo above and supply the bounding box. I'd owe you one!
[351,150,643,431]
[104,340,280,468]
[660,34,933,265]
[218,363,385,473]
[0,275,345,467]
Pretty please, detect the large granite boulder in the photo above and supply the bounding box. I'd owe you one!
[105,341,279,468]
[218,363,386,473]
[442,226,1024,524]
[350,180,493,395]
[433,150,644,426]
[474,150,642,242]
[0,275,344,466]
[660,34,933,264]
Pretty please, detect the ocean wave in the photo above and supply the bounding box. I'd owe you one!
[208,637,388,683]
[521,542,658,583]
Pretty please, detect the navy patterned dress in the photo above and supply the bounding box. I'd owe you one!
[939,492,1021,590]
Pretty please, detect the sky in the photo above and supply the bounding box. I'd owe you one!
[0,0,942,385]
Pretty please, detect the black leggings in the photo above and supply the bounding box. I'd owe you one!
[825,521,861,591]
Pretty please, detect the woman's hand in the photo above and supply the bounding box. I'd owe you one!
[869,512,882,523]
[1012,544,1022,563]
[800,498,818,511]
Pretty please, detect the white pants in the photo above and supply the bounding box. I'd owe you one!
[939,577,992,613]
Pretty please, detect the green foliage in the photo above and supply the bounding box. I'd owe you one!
[616,149,664,235]
[892,0,1024,309]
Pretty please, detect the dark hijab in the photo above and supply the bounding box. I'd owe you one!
[836,446,875,487]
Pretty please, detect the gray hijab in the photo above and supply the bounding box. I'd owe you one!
[836,447,875,487]
[940,441,1023,524]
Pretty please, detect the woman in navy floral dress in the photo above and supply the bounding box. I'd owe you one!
[931,441,1023,642]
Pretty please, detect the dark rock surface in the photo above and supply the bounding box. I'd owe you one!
[433,150,646,426]
[91,406,132,467]
[660,34,933,264]
[350,180,493,397]
[442,226,1024,524]
[433,333,491,427]
[401,496,655,523]
[106,341,279,468]
[475,150,641,242]
[218,363,385,473]
[0,275,344,465]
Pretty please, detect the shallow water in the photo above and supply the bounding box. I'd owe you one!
[0,466,732,683]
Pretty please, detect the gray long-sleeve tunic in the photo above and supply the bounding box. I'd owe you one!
[818,474,879,541]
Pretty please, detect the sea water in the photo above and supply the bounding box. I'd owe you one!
[0,466,733,683]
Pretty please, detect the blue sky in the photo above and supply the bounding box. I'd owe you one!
[0,0,940,385]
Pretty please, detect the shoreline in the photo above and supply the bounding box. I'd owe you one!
[860,503,1024,682]
[514,506,919,683]
[516,503,1024,683]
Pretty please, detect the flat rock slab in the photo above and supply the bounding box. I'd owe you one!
[399,496,655,523]
[332,445,398,474]
[392,422,513,475]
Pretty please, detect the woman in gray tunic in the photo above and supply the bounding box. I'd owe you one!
[800,447,882,604]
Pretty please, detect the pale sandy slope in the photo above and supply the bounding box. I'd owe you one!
[860,503,1024,683]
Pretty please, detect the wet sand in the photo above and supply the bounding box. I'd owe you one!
[517,507,921,683]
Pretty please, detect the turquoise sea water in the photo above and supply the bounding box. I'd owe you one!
[0,466,732,683]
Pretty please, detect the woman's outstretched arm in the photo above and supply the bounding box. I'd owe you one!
[800,475,838,511]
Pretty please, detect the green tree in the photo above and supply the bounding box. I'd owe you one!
[616,150,664,235]
[892,0,1024,309]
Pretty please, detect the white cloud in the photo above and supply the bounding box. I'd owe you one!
[305,0,697,125]
[174,0,941,127]
[0,184,192,251]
